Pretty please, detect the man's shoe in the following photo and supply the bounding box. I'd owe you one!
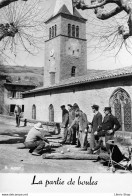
[75,145,80,148]
[32,152,41,156]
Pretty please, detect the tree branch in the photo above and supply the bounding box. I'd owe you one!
[0,0,27,9]
[73,0,109,10]
[95,5,123,20]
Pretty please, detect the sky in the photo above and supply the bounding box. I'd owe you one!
[3,0,132,70]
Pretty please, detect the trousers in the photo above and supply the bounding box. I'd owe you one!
[24,140,51,154]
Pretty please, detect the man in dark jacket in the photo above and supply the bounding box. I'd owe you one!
[60,105,69,144]
[88,104,102,154]
[93,107,121,153]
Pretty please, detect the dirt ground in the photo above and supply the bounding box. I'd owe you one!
[0,117,130,173]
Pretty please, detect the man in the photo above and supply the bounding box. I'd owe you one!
[24,122,51,156]
[93,107,121,153]
[60,105,69,144]
[87,104,102,154]
[14,105,22,127]
[69,108,88,149]
[67,103,79,145]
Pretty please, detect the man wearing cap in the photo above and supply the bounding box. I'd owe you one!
[94,107,121,153]
[24,122,51,156]
[87,104,102,154]
[60,105,69,144]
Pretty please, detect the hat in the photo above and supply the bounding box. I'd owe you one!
[73,103,79,109]
[91,104,99,110]
[34,122,43,130]
[60,105,65,109]
[67,104,72,108]
[104,107,111,112]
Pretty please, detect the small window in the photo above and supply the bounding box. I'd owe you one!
[32,104,36,120]
[68,24,71,37]
[71,66,76,77]
[49,28,51,39]
[72,25,75,37]
[22,105,24,112]
[55,25,57,36]
[52,26,54,38]
[76,26,79,38]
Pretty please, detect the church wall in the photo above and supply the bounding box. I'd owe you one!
[24,77,132,123]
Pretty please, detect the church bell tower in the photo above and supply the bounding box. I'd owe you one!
[44,0,87,87]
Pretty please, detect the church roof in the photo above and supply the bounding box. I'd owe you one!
[45,5,86,23]
[23,66,132,95]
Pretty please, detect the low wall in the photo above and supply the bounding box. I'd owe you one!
[0,114,61,135]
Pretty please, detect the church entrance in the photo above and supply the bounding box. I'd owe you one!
[109,88,132,132]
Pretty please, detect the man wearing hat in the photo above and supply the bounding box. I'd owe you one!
[94,106,121,153]
[87,104,102,154]
[24,122,51,156]
[60,105,69,144]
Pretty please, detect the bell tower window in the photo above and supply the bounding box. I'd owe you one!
[52,26,54,38]
[76,26,79,38]
[72,25,75,37]
[68,24,71,37]
[55,25,57,36]
[49,28,51,39]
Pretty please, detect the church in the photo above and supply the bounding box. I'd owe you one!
[23,0,132,138]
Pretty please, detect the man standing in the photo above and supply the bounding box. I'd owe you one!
[60,105,69,144]
[24,122,51,156]
[14,105,22,127]
[67,104,78,144]
[101,107,121,152]
[69,108,88,149]
[93,107,121,153]
[88,104,102,154]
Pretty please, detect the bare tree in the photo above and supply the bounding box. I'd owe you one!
[0,0,49,60]
[72,0,132,56]
[73,0,132,39]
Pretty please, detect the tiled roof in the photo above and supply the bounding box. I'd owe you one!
[45,6,86,23]
[23,66,132,95]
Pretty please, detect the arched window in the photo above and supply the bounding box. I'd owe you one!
[49,28,51,39]
[32,104,36,120]
[55,25,57,37]
[72,25,75,37]
[68,24,71,37]
[109,88,131,132]
[76,26,79,38]
[49,104,54,122]
[52,26,54,38]
[71,66,76,77]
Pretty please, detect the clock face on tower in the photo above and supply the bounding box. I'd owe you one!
[66,39,81,58]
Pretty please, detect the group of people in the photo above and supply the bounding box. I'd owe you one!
[60,103,121,154]
[24,103,121,156]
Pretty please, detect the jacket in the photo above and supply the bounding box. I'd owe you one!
[101,114,121,133]
[70,110,88,131]
[62,109,69,128]
[92,111,102,133]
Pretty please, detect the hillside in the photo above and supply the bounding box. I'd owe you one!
[0,65,44,87]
